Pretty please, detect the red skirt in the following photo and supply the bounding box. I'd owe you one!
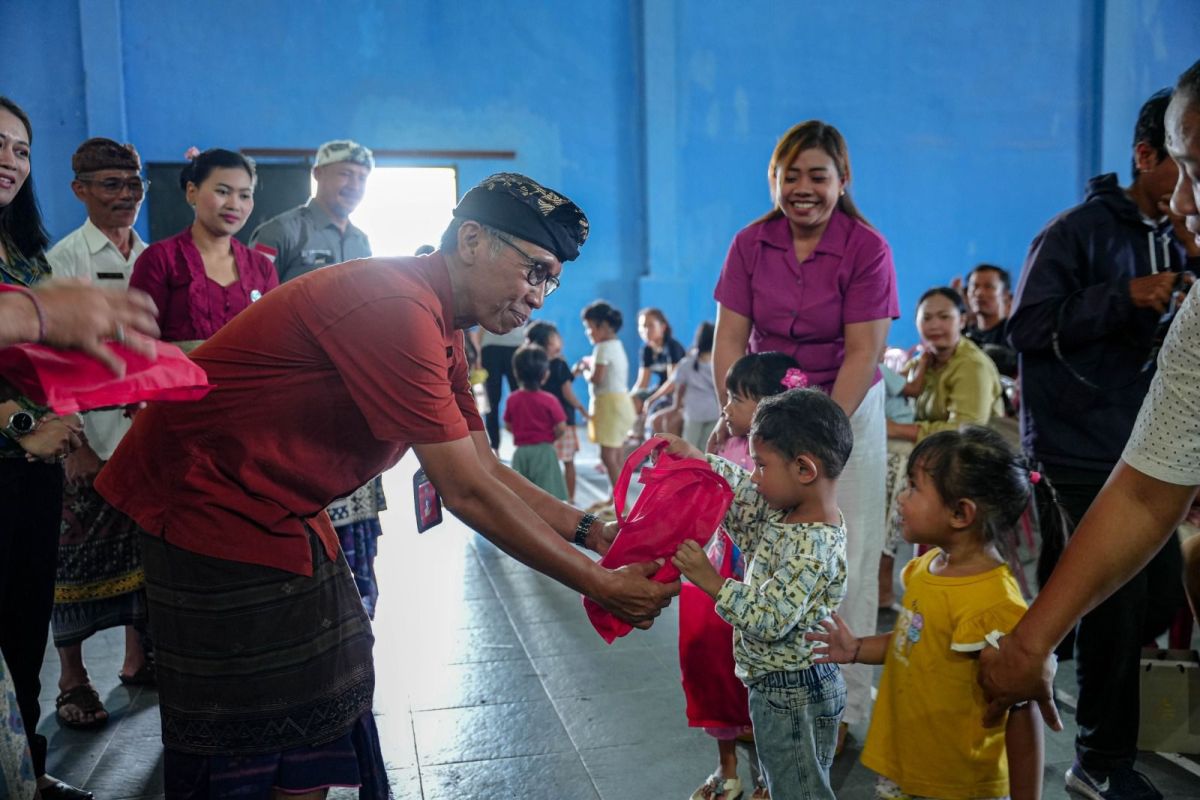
[677,531,751,730]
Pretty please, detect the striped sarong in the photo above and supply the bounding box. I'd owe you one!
[139,529,375,757]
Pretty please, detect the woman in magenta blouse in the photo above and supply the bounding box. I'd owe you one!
[711,120,899,755]
[130,148,277,345]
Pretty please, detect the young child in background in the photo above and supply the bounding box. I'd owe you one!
[878,345,927,606]
[667,386,852,800]
[526,321,589,503]
[655,321,721,449]
[576,301,635,511]
[678,350,806,800]
[503,345,569,501]
[807,426,1043,800]
[631,307,686,432]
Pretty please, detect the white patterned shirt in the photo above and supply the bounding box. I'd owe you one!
[707,454,848,682]
[1123,284,1200,485]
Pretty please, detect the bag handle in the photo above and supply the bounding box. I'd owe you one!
[613,437,670,526]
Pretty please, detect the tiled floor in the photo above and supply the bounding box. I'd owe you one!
[34,435,1200,798]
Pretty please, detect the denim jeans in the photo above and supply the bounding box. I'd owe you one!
[747,662,846,799]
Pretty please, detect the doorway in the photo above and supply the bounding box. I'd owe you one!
[329,166,458,257]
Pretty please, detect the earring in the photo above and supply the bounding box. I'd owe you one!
[839,190,846,197]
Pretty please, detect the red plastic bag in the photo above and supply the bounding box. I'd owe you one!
[0,341,211,414]
[584,438,734,643]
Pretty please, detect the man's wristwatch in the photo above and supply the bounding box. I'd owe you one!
[3,410,38,441]
[574,512,599,548]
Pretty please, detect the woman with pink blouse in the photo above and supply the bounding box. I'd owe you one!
[130,148,277,346]
[711,120,899,755]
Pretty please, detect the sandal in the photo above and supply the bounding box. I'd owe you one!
[118,662,156,686]
[55,684,108,730]
[690,772,743,800]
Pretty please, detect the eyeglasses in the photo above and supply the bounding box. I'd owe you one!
[78,177,150,196]
[493,233,560,296]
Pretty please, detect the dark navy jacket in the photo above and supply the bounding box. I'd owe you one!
[1007,173,1200,472]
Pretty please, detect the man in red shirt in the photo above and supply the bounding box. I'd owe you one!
[95,173,675,797]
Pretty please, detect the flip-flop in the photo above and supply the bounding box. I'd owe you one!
[117,663,156,686]
[55,684,108,730]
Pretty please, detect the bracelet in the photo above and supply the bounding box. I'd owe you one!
[851,638,862,664]
[573,512,598,548]
[13,287,46,343]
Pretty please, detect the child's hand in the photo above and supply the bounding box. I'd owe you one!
[654,433,704,461]
[671,539,722,597]
[805,612,860,664]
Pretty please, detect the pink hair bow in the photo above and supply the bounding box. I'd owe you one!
[781,368,808,390]
[183,146,201,160]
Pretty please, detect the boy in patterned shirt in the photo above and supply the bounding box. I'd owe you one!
[667,387,851,800]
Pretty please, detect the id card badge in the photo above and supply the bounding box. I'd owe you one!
[413,468,443,533]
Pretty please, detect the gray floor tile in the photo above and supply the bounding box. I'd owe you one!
[81,745,163,797]
[395,617,526,666]
[532,647,677,699]
[41,741,105,788]
[515,617,648,659]
[488,566,580,599]
[421,752,601,800]
[396,595,516,635]
[412,699,572,766]
[407,658,548,711]
[503,591,597,626]
[579,733,718,799]
[373,708,419,771]
[387,766,424,799]
[556,686,690,750]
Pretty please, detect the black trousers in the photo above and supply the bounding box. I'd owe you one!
[481,344,518,450]
[1047,467,1184,773]
[0,459,64,777]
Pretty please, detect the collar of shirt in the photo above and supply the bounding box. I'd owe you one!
[81,218,146,258]
[422,251,459,349]
[755,207,852,260]
[303,198,366,240]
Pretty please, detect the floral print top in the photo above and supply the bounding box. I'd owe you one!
[708,454,848,682]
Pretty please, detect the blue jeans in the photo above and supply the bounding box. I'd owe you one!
[747,663,845,799]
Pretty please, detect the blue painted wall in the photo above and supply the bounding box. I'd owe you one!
[5,0,1199,362]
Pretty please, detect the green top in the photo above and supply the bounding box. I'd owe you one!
[912,337,1003,441]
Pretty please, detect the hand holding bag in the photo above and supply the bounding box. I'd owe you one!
[585,438,734,643]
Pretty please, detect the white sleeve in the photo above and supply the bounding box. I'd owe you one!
[1122,285,1200,486]
[594,340,615,366]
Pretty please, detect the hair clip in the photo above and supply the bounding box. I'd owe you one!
[183,146,201,161]
[780,368,808,390]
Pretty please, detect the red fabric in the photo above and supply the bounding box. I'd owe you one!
[584,439,734,643]
[503,389,565,445]
[96,254,483,576]
[678,535,751,729]
[0,340,210,414]
[129,227,279,341]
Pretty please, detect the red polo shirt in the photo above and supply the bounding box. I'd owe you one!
[96,253,483,575]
